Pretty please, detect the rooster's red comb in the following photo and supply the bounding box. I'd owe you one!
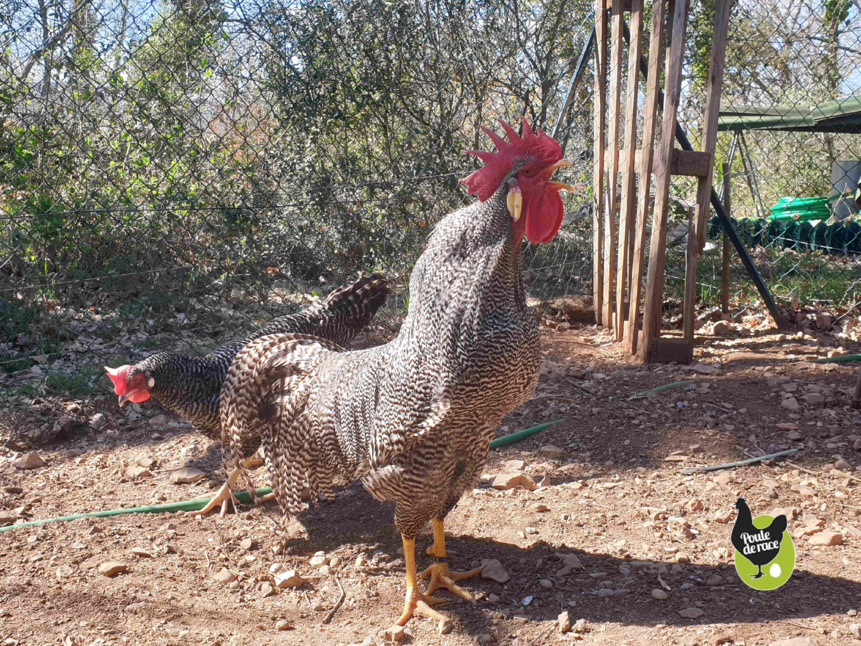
[460,117,563,202]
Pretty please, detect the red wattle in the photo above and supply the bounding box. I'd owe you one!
[128,389,151,403]
[524,191,564,244]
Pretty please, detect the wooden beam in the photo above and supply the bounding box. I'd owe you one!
[625,0,666,356]
[603,0,624,330]
[683,0,731,345]
[612,148,711,177]
[639,0,690,363]
[613,0,644,342]
[592,0,608,326]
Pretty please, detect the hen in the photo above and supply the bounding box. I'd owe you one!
[105,274,389,515]
[220,119,572,624]
[731,497,787,579]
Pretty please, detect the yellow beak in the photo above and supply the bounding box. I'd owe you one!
[548,181,576,192]
[507,186,523,221]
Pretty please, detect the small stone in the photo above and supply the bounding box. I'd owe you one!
[477,634,493,645]
[809,531,843,546]
[768,638,820,646]
[0,511,14,526]
[274,569,304,589]
[835,459,852,471]
[214,568,237,584]
[260,583,275,598]
[539,578,553,589]
[532,503,550,513]
[706,575,722,586]
[524,526,539,535]
[487,593,500,603]
[480,559,510,583]
[537,445,565,460]
[714,472,733,486]
[329,556,342,568]
[849,625,861,639]
[788,431,803,441]
[438,619,453,635]
[309,554,328,568]
[240,538,255,551]
[572,619,588,633]
[131,547,153,558]
[491,472,537,491]
[802,393,825,406]
[384,625,405,642]
[713,509,733,523]
[274,619,292,631]
[557,610,571,633]
[55,565,75,580]
[781,398,800,411]
[169,467,206,484]
[13,451,46,470]
[777,423,798,431]
[126,465,152,480]
[652,589,668,600]
[686,499,704,512]
[679,607,704,619]
[713,320,733,335]
[98,561,128,577]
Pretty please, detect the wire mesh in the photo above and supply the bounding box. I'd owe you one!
[0,0,595,416]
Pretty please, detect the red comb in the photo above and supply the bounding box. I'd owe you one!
[460,117,563,202]
[105,365,129,395]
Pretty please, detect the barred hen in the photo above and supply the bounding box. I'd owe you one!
[104,274,389,515]
[221,119,572,624]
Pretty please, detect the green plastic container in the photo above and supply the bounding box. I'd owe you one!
[768,196,835,221]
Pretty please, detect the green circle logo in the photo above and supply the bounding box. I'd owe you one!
[732,499,795,591]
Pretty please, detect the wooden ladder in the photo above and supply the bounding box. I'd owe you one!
[591,0,732,363]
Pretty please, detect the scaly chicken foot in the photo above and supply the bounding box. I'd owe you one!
[418,519,484,601]
[186,453,273,518]
[396,535,450,626]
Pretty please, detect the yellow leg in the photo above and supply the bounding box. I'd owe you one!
[186,455,271,518]
[418,519,483,601]
[395,534,449,626]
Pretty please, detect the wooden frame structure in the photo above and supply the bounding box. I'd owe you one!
[592,0,732,363]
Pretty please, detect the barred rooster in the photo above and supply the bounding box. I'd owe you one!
[104,274,389,515]
[221,119,572,624]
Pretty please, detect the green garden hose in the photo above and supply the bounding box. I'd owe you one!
[0,421,561,532]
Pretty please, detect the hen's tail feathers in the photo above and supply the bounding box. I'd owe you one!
[314,272,390,331]
[220,333,343,521]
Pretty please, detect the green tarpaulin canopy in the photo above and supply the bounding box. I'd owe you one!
[718,96,861,134]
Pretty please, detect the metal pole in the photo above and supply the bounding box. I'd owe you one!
[552,23,596,143]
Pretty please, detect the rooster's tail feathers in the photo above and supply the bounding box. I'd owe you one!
[220,333,342,516]
[317,272,390,326]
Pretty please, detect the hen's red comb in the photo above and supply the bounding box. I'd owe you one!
[105,365,129,395]
[460,117,563,202]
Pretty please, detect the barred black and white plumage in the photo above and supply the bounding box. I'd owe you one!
[220,119,573,623]
[106,273,390,444]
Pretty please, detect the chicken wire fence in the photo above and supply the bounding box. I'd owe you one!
[0,0,597,411]
[2,0,861,413]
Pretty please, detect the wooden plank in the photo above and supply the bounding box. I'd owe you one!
[592,0,608,326]
[625,0,666,355]
[696,0,732,251]
[613,0,644,342]
[603,0,624,329]
[683,0,731,344]
[721,162,731,313]
[617,148,711,177]
[639,0,690,363]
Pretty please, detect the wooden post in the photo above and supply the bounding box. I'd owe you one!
[603,0,624,329]
[721,162,731,313]
[592,0,608,326]
[639,0,690,363]
[613,0,644,342]
[625,0,666,355]
[683,0,732,344]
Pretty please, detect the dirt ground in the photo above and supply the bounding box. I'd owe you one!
[2,319,861,646]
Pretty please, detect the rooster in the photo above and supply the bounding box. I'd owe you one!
[220,119,572,625]
[104,274,389,515]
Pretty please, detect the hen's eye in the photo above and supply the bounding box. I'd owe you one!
[522,168,534,177]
